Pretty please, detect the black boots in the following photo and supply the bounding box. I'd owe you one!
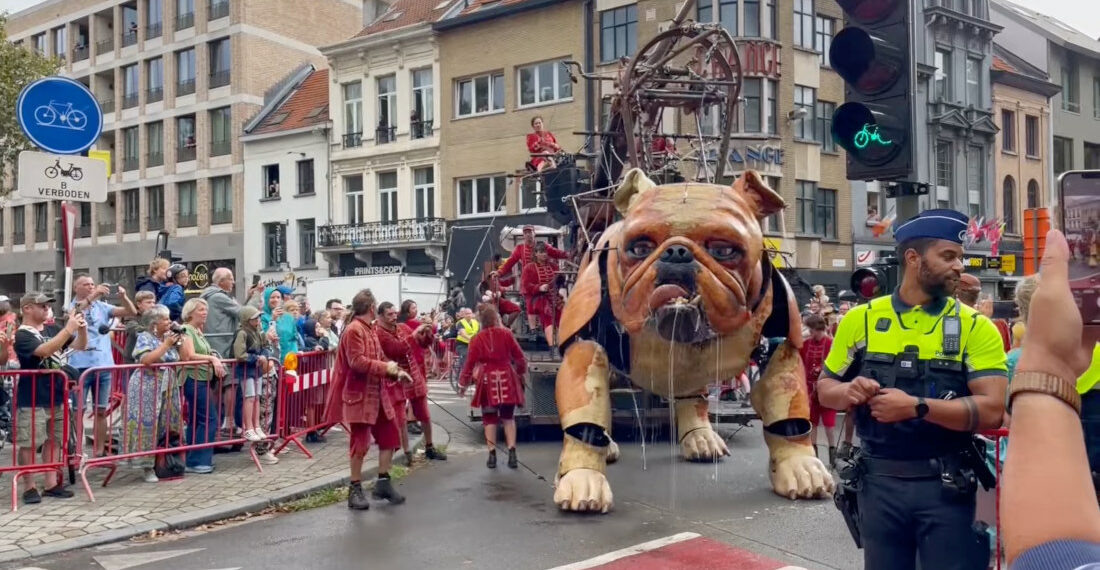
[347,481,370,510]
[828,446,838,468]
[507,447,518,469]
[371,476,406,504]
[487,449,497,468]
[425,444,447,461]
[407,422,423,435]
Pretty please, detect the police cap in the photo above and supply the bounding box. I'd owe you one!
[893,209,969,244]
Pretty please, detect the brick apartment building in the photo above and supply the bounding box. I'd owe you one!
[0,0,361,297]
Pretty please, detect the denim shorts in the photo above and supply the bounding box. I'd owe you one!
[242,377,259,399]
[79,369,112,409]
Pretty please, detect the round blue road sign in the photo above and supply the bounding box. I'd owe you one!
[17,76,103,155]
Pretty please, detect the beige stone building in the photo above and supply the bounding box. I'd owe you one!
[991,43,1060,251]
[1,0,361,297]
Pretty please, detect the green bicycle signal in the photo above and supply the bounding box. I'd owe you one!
[853,123,893,150]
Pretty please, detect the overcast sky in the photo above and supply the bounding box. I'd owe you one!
[2,0,1098,43]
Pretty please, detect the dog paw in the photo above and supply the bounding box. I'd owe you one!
[679,427,730,461]
[553,469,613,513]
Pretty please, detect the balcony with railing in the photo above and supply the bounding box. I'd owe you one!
[318,218,447,249]
[95,37,113,55]
[122,217,139,234]
[122,156,139,171]
[146,151,163,167]
[12,232,24,246]
[34,228,47,243]
[122,93,139,109]
[376,125,396,144]
[121,30,137,47]
[177,79,196,96]
[211,208,232,225]
[177,213,197,228]
[342,132,362,149]
[147,87,163,103]
[97,220,115,237]
[177,145,196,162]
[175,11,194,30]
[411,119,433,140]
[73,45,89,62]
[209,69,230,89]
[209,0,230,20]
[210,140,231,156]
[148,215,164,231]
[146,22,162,39]
[100,98,114,113]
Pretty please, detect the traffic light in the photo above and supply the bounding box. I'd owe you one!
[850,260,899,301]
[830,0,916,182]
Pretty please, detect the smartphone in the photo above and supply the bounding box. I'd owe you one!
[252,274,261,287]
[1057,170,1100,345]
[106,283,119,296]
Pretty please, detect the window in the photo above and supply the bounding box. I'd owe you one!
[744,0,760,36]
[411,68,434,138]
[966,58,981,107]
[966,145,984,218]
[122,127,139,171]
[457,72,504,117]
[815,187,837,239]
[345,175,364,224]
[1061,59,1079,113]
[177,181,197,227]
[342,82,362,146]
[263,164,280,198]
[794,86,816,140]
[815,16,834,66]
[793,0,814,48]
[176,0,195,30]
[34,203,48,242]
[210,176,232,224]
[208,38,230,88]
[176,48,196,95]
[1002,176,1016,234]
[296,159,314,195]
[936,141,953,208]
[76,203,91,237]
[122,189,140,233]
[795,181,815,234]
[53,26,66,59]
[376,75,396,143]
[1086,143,1100,170]
[1025,115,1039,157]
[743,78,761,133]
[209,0,229,20]
[1026,179,1039,209]
[519,60,572,107]
[147,121,163,166]
[122,64,139,108]
[761,176,781,233]
[766,79,777,134]
[600,5,637,62]
[934,49,951,101]
[414,167,435,219]
[1053,136,1073,176]
[816,101,835,151]
[147,186,164,230]
[122,8,137,46]
[719,0,738,37]
[457,175,506,217]
[176,115,196,161]
[1094,77,1100,119]
[969,0,984,18]
[297,219,316,267]
[765,0,775,38]
[12,206,25,245]
[147,57,164,102]
[147,0,163,37]
[263,222,285,268]
[1001,109,1015,153]
[33,33,46,56]
[378,171,398,224]
[209,106,231,156]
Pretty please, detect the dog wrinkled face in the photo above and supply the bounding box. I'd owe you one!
[611,170,782,343]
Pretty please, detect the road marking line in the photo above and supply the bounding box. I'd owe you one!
[546,532,702,570]
[93,548,205,570]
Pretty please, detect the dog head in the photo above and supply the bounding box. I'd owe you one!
[608,168,785,344]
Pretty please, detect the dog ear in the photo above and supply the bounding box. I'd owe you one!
[613,168,658,214]
[734,170,786,219]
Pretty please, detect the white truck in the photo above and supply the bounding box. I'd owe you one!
[304,273,448,313]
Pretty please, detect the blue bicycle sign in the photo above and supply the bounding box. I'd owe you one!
[17,77,103,155]
[33,101,89,131]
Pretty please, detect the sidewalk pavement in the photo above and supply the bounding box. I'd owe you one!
[0,423,442,564]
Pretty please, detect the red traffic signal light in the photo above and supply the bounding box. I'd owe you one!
[836,0,903,24]
[851,267,889,300]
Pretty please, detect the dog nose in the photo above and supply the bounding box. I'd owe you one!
[659,244,693,264]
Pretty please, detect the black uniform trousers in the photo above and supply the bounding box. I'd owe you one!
[858,472,986,570]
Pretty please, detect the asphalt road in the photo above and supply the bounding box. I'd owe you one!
[12,392,863,570]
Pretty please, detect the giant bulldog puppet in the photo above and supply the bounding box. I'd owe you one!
[552,169,835,513]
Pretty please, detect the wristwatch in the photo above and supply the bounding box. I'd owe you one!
[914,397,929,419]
[1009,371,1081,415]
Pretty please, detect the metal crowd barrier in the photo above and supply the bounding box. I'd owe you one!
[980,427,1009,570]
[274,350,335,459]
[0,369,72,512]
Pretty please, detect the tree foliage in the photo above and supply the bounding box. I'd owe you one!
[0,14,60,197]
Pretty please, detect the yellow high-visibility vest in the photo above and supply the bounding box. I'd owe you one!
[457,318,480,344]
[1075,343,1100,394]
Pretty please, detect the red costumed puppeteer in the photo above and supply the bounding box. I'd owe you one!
[376,311,445,463]
[521,243,564,351]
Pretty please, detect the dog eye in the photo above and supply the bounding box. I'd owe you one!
[707,241,744,263]
[626,238,656,259]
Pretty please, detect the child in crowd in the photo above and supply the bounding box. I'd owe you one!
[232,306,274,443]
[799,313,836,466]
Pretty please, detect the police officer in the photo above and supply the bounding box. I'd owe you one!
[816,209,1008,570]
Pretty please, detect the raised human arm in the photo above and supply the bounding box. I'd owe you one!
[33,311,84,358]
[1003,230,1100,564]
[109,286,137,318]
